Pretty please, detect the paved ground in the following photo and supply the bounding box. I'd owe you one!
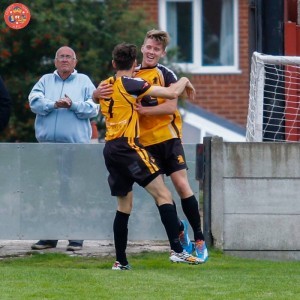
[0,240,170,259]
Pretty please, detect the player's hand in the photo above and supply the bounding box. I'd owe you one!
[185,81,196,101]
[93,82,113,101]
[134,101,147,115]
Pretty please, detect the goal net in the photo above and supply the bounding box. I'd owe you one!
[246,52,300,142]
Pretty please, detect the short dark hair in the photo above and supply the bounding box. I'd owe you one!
[112,43,137,70]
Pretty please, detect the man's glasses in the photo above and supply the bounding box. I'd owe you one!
[55,55,76,62]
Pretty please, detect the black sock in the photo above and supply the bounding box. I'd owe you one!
[113,210,130,265]
[173,200,184,231]
[157,200,183,231]
[158,203,182,253]
[181,195,205,241]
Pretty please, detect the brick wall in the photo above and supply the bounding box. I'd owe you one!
[129,0,159,23]
[130,0,250,127]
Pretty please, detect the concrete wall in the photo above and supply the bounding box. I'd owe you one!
[210,137,300,260]
[2,140,299,261]
[0,143,199,241]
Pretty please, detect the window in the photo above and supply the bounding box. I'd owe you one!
[159,0,239,74]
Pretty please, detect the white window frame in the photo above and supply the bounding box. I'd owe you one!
[158,0,240,74]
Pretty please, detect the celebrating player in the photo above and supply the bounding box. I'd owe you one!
[93,42,201,270]
[96,30,208,263]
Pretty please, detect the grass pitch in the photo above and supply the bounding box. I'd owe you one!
[0,249,299,299]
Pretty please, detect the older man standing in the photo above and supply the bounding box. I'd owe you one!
[28,46,99,251]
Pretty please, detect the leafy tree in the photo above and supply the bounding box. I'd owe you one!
[0,0,155,141]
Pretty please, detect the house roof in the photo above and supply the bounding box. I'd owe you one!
[181,102,246,142]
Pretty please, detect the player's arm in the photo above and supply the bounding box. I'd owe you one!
[148,77,195,101]
[135,98,177,115]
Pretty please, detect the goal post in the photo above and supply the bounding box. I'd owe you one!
[246,51,300,142]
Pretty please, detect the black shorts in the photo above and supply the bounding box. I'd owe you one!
[145,138,187,176]
[103,137,160,197]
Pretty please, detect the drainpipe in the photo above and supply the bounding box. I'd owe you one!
[202,137,213,247]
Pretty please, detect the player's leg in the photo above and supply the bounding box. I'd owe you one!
[170,168,203,240]
[170,169,208,261]
[103,140,133,270]
[144,140,193,253]
[112,192,133,270]
[144,173,179,246]
[147,139,197,253]
[144,175,200,264]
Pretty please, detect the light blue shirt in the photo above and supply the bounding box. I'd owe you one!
[29,70,99,143]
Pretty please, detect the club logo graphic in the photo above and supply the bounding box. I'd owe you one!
[4,3,31,30]
[177,155,185,164]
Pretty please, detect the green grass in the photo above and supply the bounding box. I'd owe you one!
[0,249,299,299]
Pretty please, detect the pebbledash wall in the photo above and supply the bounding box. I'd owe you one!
[129,0,250,127]
[208,137,300,261]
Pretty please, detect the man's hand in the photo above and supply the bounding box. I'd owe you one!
[55,94,72,109]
